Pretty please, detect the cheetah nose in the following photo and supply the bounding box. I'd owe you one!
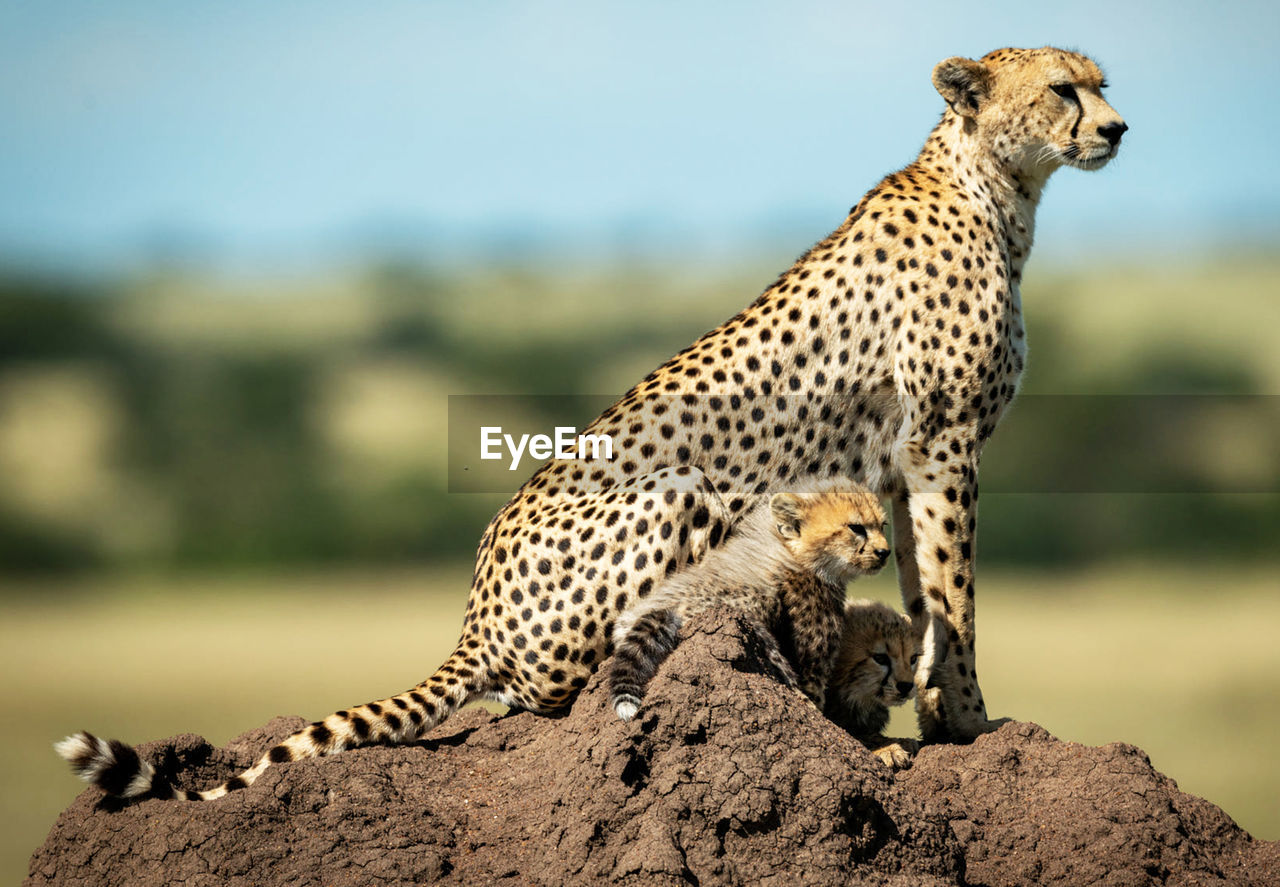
[874,548,890,564]
[1098,121,1128,146]
[896,681,914,697]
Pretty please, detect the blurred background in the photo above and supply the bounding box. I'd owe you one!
[3,1,1278,880]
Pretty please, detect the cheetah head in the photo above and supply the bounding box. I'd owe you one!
[770,487,890,585]
[933,47,1127,176]
[837,601,921,709]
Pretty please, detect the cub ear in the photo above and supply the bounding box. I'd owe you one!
[932,56,991,118]
[769,493,804,540]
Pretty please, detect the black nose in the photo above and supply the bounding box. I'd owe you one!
[1098,121,1128,146]
[874,548,890,563]
[896,681,914,697]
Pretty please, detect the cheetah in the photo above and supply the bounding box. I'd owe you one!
[608,478,888,721]
[59,47,1126,802]
[825,599,923,770]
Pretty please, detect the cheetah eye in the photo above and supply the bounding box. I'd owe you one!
[910,653,919,665]
[847,523,866,538]
[1050,83,1078,102]
[872,653,890,667]
[1099,80,1109,90]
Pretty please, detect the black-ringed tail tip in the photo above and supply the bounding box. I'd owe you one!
[54,732,156,799]
[52,653,479,802]
[54,730,264,802]
[613,695,641,722]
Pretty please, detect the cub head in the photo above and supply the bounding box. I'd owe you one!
[769,482,889,586]
[832,600,921,710]
[932,46,1127,175]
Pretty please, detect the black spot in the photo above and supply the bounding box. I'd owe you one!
[95,740,143,797]
[350,716,370,740]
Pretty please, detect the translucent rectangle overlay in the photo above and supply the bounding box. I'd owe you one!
[447,394,1279,495]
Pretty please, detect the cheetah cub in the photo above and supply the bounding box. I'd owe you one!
[609,477,888,721]
[825,599,923,769]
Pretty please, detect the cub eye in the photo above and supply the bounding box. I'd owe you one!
[872,653,890,667]
[1050,83,1078,101]
[910,654,920,665]
[847,523,866,537]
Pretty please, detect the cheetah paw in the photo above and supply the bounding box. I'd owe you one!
[952,716,1013,741]
[873,739,920,770]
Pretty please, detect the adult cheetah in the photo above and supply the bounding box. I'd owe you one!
[60,46,1125,801]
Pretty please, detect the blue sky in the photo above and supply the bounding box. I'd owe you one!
[2,0,1278,270]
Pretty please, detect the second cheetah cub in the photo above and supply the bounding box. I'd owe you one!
[609,477,889,721]
[825,599,923,769]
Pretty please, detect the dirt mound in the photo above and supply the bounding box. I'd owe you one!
[28,611,1277,886]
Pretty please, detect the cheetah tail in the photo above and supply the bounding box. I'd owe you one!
[55,645,484,802]
[608,608,682,721]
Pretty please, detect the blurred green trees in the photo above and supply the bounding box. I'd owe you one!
[0,258,1275,577]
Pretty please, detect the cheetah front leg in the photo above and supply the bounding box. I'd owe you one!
[778,573,845,710]
[898,438,1006,743]
[891,492,945,741]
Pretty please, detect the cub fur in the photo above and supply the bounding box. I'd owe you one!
[608,477,888,720]
[825,599,923,769]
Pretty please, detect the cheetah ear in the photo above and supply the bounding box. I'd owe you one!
[932,57,991,119]
[769,493,804,540]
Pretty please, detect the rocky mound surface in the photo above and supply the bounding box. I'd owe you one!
[28,611,1277,886]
